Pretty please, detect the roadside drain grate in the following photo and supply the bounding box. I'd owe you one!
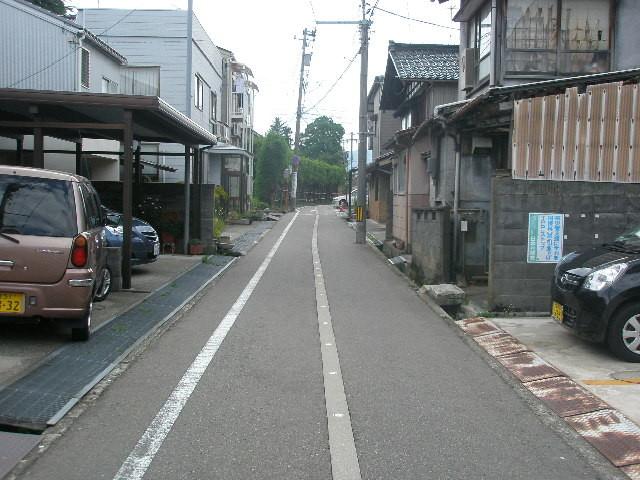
[0,256,235,431]
[231,221,274,255]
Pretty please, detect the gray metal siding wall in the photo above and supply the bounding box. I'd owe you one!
[81,9,188,112]
[191,18,223,130]
[0,0,77,90]
[86,43,122,92]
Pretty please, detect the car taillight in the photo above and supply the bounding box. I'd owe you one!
[71,234,88,267]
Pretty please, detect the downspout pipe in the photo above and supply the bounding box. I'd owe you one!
[186,0,193,118]
[490,0,498,87]
[76,31,86,92]
[447,130,461,281]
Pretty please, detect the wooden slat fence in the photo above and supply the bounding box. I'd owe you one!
[512,81,640,182]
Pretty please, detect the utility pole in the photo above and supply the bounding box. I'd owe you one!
[348,132,355,218]
[292,28,315,211]
[317,2,371,243]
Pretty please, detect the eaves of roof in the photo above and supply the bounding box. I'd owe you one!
[445,67,640,124]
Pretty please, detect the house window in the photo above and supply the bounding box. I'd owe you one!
[210,91,217,121]
[467,2,492,83]
[81,48,90,88]
[401,111,412,130]
[195,75,204,110]
[505,0,610,75]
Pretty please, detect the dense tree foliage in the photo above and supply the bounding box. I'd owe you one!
[26,0,69,14]
[267,117,293,147]
[297,157,345,198]
[254,132,290,205]
[300,116,345,166]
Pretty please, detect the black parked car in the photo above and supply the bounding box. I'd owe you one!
[551,226,640,362]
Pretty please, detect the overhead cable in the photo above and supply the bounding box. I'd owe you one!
[372,6,459,30]
[305,50,359,113]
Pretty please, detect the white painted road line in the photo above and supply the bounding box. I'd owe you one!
[113,211,300,480]
[312,213,362,480]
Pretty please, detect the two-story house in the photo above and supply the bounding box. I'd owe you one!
[433,0,640,310]
[377,42,459,272]
[80,8,257,212]
[366,75,399,232]
[0,0,131,179]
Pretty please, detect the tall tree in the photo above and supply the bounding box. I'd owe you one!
[254,132,290,205]
[26,0,69,15]
[267,117,293,147]
[300,116,345,166]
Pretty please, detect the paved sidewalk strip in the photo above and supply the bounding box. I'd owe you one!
[455,317,640,478]
[0,256,235,431]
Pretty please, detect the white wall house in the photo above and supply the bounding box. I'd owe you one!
[80,8,258,211]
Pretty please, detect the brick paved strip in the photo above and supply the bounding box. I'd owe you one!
[473,331,530,357]
[497,351,563,383]
[524,376,610,418]
[566,410,640,467]
[622,463,640,480]
[455,318,502,337]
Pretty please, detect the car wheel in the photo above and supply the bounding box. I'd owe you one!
[607,304,640,363]
[94,266,112,302]
[71,303,92,342]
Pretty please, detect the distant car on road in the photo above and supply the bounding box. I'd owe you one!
[103,208,160,266]
[551,225,640,362]
[0,166,108,341]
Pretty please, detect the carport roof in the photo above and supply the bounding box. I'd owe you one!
[0,88,217,146]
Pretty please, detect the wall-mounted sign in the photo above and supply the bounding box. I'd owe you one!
[527,213,564,263]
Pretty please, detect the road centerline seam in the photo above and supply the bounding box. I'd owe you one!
[112,211,300,480]
[312,213,362,480]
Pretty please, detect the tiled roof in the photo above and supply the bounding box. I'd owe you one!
[389,43,458,81]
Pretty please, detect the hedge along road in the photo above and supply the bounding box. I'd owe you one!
[14,206,621,480]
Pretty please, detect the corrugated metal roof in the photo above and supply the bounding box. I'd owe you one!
[389,42,458,81]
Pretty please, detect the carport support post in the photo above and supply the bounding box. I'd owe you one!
[122,110,134,290]
[75,141,82,176]
[134,144,141,213]
[33,127,43,168]
[16,137,23,166]
[183,145,191,254]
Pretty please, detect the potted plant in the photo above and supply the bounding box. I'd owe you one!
[188,238,204,255]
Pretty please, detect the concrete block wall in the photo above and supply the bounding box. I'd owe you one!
[411,207,451,285]
[489,177,640,312]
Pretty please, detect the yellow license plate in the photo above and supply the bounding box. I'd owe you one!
[552,301,563,323]
[0,293,25,314]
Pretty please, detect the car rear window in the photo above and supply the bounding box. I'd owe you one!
[0,175,77,237]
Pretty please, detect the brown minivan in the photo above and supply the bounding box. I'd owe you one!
[0,166,107,341]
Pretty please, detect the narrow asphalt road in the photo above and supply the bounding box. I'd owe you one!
[14,206,621,480]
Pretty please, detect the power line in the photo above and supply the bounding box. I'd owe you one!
[99,9,136,35]
[307,0,317,21]
[372,5,459,30]
[9,48,77,88]
[304,50,359,113]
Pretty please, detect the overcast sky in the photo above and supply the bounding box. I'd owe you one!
[72,0,460,139]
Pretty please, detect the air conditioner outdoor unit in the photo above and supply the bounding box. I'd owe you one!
[463,48,476,91]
